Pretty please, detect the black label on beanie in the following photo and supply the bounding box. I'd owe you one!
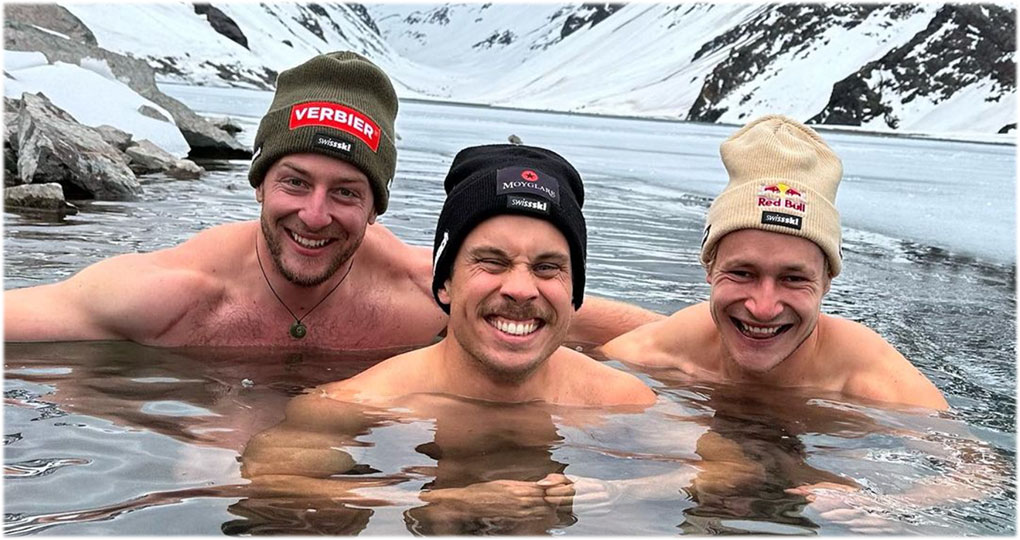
[506,195,550,215]
[314,132,353,154]
[761,211,802,230]
[496,167,559,202]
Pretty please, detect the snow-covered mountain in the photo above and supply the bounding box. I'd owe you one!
[11,2,1017,137]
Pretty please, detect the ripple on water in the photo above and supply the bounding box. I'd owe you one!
[5,457,92,478]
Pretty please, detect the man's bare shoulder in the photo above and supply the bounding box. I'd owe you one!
[819,315,948,410]
[155,221,256,272]
[601,302,715,369]
[359,223,432,277]
[553,347,656,406]
[320,345,436,405]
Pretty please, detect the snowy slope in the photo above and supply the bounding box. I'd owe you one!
[25,2,1016,138]
[5,51,190,156]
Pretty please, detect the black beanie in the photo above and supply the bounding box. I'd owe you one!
[431,144,587,313]
[249,51,398,215]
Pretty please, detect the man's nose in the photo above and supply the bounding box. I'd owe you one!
[744,279,783,321]
[298,190,332,230]
[500,265,540,303]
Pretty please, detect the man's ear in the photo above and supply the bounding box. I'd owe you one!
[437,280,452,305]
[255,185,264,203]
[368,211,377,225]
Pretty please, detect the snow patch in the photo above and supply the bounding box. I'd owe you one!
[5,60,190,157]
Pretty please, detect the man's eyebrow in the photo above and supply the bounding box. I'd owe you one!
[275,162,310,176]
[276,161,366,185]
[534,251,569,263]
[467,246,510,258]
[722,258,816,273]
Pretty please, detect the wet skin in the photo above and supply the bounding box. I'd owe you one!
[707,229,830,377]
[256,152,376,287]
[438,215,574,386]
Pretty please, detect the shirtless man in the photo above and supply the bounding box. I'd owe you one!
[4,51,660,349]
[320,143,656,406]
[601,115,947,410]
[240,144,655,532]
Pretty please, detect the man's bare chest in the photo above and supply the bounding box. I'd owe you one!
[156,296,442,350]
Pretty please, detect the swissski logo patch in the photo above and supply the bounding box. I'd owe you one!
[495,167,559,202]
[506,195,550,215]
[761,211,802,230]
[313,132,353,154]
[289,101,381,152]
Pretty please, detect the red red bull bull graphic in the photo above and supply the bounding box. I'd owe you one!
[289,101,380,152]
[757,182,806,213]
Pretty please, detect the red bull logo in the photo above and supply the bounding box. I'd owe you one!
[757,183,806,212]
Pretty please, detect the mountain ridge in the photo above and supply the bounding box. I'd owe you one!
[17,2,1018,136]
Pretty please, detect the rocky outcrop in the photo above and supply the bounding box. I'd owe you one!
[3,4,97,46]
[688,4,893,122]
[194,3,249,49]
[5,183,78,215]
[560,3,623,39]
[810,4,1017,129]
[4,9,250,159]
[5,100,21,184]
[14,92,141,200]
[9,93,209,198]
[94,125,133,152]
[125,140,204,179]
[210,116,243,136]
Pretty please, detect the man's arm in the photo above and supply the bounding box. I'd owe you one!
[567,295,665,346]
[599,302,710,368]
[5,251,210,343]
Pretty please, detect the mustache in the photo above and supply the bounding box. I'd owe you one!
[480,299,551,322]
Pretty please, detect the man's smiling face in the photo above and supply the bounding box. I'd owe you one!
[707,228,830,375]
[257,153,375,287]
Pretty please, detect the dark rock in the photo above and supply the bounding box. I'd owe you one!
[193,3,249,49]
[508,134,523,144]
[210,116,243,135]
[137,104,172,123]
[4,96,22,113]
[346,4,381,35]
[3,4,97,46]
[5,182,78,214]
[4,17,250,159]
[292,4,328,42]
[689,4,889,122]
[5,111,20,184]
[94,125,133,152]
[811,5,1016,128]
[15,92,141,200]
[473,30,515,49]
[167,159,204,180]
[125,139,204,179]
[561,3,623,39]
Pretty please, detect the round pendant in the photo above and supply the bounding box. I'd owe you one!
[290,321,307,339]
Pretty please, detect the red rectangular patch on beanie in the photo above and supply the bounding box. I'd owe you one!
[289,101,380,152]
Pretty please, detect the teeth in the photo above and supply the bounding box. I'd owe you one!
[739,321,781,336]
[291,232,329,249]
[491,318,539,336]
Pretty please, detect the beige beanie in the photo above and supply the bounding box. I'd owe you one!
[700,115,843,277]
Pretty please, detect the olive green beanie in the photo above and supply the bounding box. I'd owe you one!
[248,51,398,215]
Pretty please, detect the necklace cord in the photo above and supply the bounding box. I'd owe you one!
[255,238,354,326]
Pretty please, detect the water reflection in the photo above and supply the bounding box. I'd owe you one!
[4,341,1015,534]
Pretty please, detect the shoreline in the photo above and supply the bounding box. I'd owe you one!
[156,81,1017,148]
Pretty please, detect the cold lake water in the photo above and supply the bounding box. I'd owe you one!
[3,85,1016,534]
